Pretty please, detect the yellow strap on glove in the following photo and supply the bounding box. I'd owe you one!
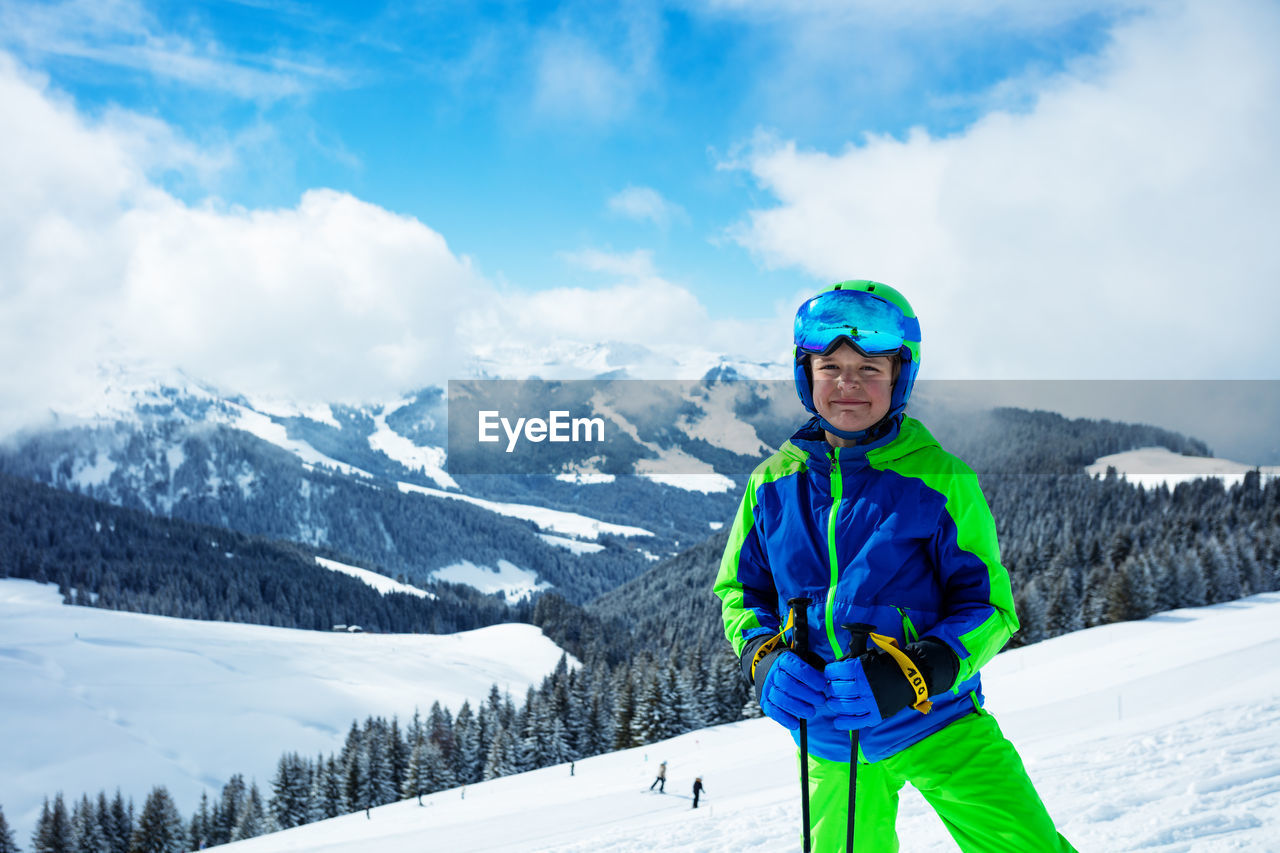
[867,632,933,714]
[749,610,795,682]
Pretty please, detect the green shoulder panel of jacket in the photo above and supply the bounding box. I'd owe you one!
[869,418,1020,686]
[713,443,810,657]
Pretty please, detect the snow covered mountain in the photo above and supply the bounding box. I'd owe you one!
[0,355,1255,611]
[189,591,1280,852]
[0,359,769,602]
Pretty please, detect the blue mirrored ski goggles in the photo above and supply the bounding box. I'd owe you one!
[794,289,920,357]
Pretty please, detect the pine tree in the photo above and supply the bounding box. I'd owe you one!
[186,793,212,853]
[424,739,457,793]
[0,804,20,853]
[338,721,363,809]
[426,702,457,771]
[481,724,516,781]
[128,787,185,853]
[403,740,429,802]
[1174,549,1208,607]
[270,752,313,830]
[564,670,591,760]
[1202,535,1242,603]
[588,665,616,751]
[453,702,480,785]
[70,794,107,853]
[632,665,670,745]
[1104,563,1136,624]
[33,793,71,853]
[103,792,131,853]
[308,756,345,821]
[664,661,693,736]
[381,717,406,800]
[611,669,636,750]
[214,775,246,846]
[1039,563,1080,630]
[680,649,709,731]
[350,749,373,815]
[230,783,268,841]
[365,724,397,806]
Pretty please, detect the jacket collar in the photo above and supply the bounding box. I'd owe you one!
[780,414,937,475]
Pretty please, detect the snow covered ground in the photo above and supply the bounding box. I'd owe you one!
[314,556,434,600]
[427,559,552,601]
[397,480,654,540]
[1087,446,1280,490]
[0,580,571,843]
[211,593,1280,853]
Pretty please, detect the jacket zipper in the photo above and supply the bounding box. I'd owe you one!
[824,447,844,659]
[894,605,919,643]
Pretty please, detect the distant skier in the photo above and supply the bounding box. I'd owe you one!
[715,281,1078,851]
[692,777,705,809]
[649,760,667,792]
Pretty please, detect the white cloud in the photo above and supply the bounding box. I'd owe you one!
[559,247,658,279]
[531,31,633,122]
[0,49,778,438]
[0,0,340,99]
[607,185,688,229]
[0,52,485,434]
[527,8,659,124]
[724,0,1280,380]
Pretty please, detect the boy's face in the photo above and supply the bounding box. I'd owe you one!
[809,342,896,436]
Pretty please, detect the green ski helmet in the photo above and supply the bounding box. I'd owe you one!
[793,280,921,441]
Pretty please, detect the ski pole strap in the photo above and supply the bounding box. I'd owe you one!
[867,633,933,714]
[749,610,795,682]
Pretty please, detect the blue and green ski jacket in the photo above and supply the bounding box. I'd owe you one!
[714,415,1019,763]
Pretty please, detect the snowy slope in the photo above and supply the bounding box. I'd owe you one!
[0,580,572,842]
[397,481,654,540]
[1087,446,1280,490]
[211,593,1280,852]
[314,556,434,600]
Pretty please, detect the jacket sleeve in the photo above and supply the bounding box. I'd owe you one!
[920,458,1020,689]
[713,470,781,663]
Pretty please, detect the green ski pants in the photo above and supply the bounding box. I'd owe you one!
[803,709,1077,853]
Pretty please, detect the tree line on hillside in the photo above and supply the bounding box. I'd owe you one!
[991,468,1280,644]
[1,424,655,603]
[0,472,527,633]
[12,646,752,852]
[589,468,1280,656]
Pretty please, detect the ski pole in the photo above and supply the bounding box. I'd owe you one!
[841,623,875,853]
[788,597,813,853]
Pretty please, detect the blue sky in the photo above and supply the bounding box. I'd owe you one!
[0,1,1127,310]
[1,0,1277,422]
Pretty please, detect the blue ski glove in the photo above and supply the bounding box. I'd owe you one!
[823,656,885,731]
[825,638,960,730]
[755,649,826,732]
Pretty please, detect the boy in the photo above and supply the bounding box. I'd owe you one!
[714,281,1075,852]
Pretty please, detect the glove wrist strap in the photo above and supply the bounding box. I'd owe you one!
[749,611,795,682]
[868,633,932,713]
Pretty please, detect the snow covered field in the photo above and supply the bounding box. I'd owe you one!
[1087,446,1280,490]
[0,580,571,842]
[210,593,1280,852]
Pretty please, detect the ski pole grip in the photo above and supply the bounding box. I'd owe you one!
[787,598,812,653]
[841,622,876,660]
